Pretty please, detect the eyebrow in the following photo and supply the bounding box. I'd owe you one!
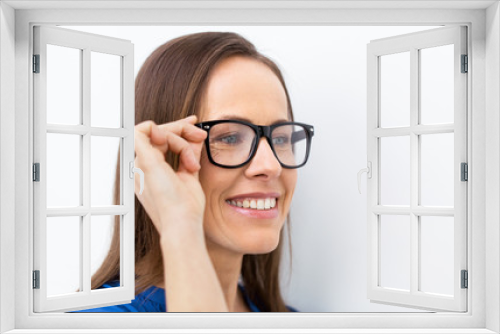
[214,115,290,125]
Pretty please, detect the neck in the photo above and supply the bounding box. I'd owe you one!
[205,239,248,312]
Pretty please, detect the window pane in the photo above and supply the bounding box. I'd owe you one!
[46,44,81,125]
[91,215,120,289]
[91,136,121,206]
[420,45,454,125]
[380,52,410,128]
[380,215,410,291]
[47,216,80,296]
[420,216,454,296]
[47,133,81,207]
[91,52,121,128]
[420,133,454,207]
[380,136,410,205]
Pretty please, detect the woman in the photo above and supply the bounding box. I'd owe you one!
[81,31,314,312]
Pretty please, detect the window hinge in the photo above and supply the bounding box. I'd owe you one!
[461,270,468,289]
[461,54,468,73]
[33,54,40,73]
[461,162,468,182]
[33,163,40,182]
[33,270,40,289]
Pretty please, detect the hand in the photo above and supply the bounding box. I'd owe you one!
[134,116,207,237]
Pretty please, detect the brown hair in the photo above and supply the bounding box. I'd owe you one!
[91,32,294,312]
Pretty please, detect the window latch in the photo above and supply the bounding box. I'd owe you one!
[129,161,144,195]
[357,161,372,194]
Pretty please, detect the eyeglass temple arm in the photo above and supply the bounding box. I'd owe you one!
[291,130,307,144]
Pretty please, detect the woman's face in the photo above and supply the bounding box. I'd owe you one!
[198,56,297,255]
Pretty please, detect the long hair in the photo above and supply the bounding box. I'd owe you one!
[91,32,294,312]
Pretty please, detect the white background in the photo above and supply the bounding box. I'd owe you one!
[52,25,449,312]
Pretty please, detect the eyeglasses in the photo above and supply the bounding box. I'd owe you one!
[195,120,314,169]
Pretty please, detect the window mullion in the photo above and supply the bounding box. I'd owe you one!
[372,206,454,216]
[82,47,91,294]
[45,124,129,137]
[122,46,135,290]
[410,47,419,295]
[46,207,128,216]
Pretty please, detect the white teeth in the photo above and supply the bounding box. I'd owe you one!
[227,198,278,211]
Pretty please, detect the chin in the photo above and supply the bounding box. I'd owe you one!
[239,234,281,255]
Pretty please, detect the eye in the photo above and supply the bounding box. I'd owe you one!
[272,136,290,146]
[213,132,242,145]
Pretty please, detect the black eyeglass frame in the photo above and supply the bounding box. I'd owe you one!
[195,119,315,169]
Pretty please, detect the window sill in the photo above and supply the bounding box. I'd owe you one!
[3,329,498,334]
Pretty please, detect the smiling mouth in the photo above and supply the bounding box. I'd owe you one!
[225,198,277,211]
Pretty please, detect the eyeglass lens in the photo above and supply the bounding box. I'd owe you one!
[207,122,308,167]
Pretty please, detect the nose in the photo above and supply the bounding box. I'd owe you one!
[244,137,282,179]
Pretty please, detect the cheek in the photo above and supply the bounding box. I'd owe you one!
[198,155,231,215]
[198,162,223,240]
[198,152,210,183]
[285,170,298,196]
[199,155,219,202]
[281,170,298,212]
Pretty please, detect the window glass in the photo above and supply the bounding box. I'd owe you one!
[380,215,411,291]
[46,44,81,125]
[46,133,81,207]
[91,136,121,206]
[420,216,454,296]
[380,52,410,128]
[420,133,454,207]
[380,136,410,206]
[91,52,121,128]
[47,216,80,296]
[91,215,120,289]
[420,45,454,125]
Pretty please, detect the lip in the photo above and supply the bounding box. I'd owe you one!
[226,192,281,201]
[226,200,279,219]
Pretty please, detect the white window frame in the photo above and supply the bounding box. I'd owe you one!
[32,25,136,313]
[366,26,468,312]
[1,1,499,333]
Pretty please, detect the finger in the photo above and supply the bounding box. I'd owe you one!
[134,129,153,161]
[162,132,200,172]
[135,118,205,173]
[136,117,206,147]
[135,120,158,138]
[177,140,205,176]
[153,117,206,145]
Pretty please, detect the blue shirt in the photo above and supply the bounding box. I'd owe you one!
[73,281,263,312]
